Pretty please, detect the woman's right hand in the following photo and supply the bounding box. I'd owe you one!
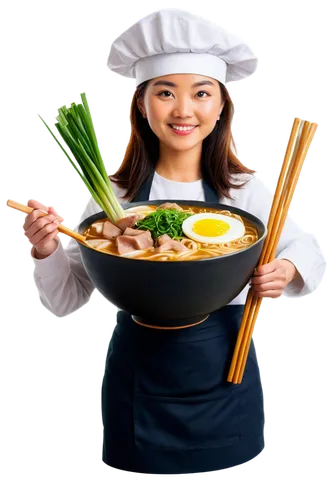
[24,200,64,259]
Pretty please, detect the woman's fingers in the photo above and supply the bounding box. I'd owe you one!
[28,219,62,246]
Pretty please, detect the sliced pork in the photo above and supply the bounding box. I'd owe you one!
[115,214,145,231]
[123,227,146,236]
[156,233,188,252]
[157,234,172,245]
[157,241,188,253]
[134,231,154,249]
[90,222,104,235]
[116,236,138,254]
[102,220,123,239]
[158,202,183,211]
[116,230,154,255]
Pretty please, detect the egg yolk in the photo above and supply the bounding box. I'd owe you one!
[193,219,230,237]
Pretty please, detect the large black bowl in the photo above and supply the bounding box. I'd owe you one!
[78,200,267,328]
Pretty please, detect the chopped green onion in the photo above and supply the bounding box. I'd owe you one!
[38,92,124,224]
[135,209,193,240]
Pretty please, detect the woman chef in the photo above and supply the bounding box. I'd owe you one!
[23,9,326,474]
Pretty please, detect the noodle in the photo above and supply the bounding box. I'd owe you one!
[121,249,152,258]
[143,249,197,260]
[180,238,199,250]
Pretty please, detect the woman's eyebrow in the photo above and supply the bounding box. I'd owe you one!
[152,80,215,88]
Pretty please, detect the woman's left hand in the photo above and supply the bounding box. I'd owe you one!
[250,258,300,298]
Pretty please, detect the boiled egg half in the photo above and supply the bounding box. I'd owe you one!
[182,212,245,244]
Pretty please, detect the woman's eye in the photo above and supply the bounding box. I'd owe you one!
[197,91,209,97]
[158,90,172,97]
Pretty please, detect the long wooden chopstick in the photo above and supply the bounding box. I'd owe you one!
[233,117,318,383]
[226,118,304,383]
[227,118,318,384]
[7,200,86,243]
[233,120,309,382]
[235,121,318,383]
[234,121,317,383]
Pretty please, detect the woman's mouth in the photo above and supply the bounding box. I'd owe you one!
[168,124,198,136]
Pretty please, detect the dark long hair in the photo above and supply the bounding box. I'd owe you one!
[109,80,255,201]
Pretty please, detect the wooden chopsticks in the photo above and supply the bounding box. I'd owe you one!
[6,200,86,243]
[227,118,318,384]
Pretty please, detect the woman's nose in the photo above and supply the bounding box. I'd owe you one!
[171,97,194,118]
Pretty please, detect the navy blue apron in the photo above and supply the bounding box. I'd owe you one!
[101,171,265,473]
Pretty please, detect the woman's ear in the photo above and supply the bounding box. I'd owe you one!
[137,98,146,117]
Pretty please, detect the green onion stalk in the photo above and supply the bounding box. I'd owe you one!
[38,93,124,224]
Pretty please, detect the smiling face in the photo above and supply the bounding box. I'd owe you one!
[137,74,224,152]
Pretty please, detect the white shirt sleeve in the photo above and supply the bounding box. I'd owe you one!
[225,174,326,298]
[31,196,108,316]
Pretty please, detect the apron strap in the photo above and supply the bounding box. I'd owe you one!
[131,170,155,202]
[202,177,220,203]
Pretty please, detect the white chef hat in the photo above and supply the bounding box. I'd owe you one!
[107,8,258,87]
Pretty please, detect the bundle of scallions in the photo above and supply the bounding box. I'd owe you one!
[38,92,124,224]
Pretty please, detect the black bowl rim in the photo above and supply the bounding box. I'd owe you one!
[77,199,268,264]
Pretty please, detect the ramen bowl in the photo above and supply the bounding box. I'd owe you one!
[78,199,267,328]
